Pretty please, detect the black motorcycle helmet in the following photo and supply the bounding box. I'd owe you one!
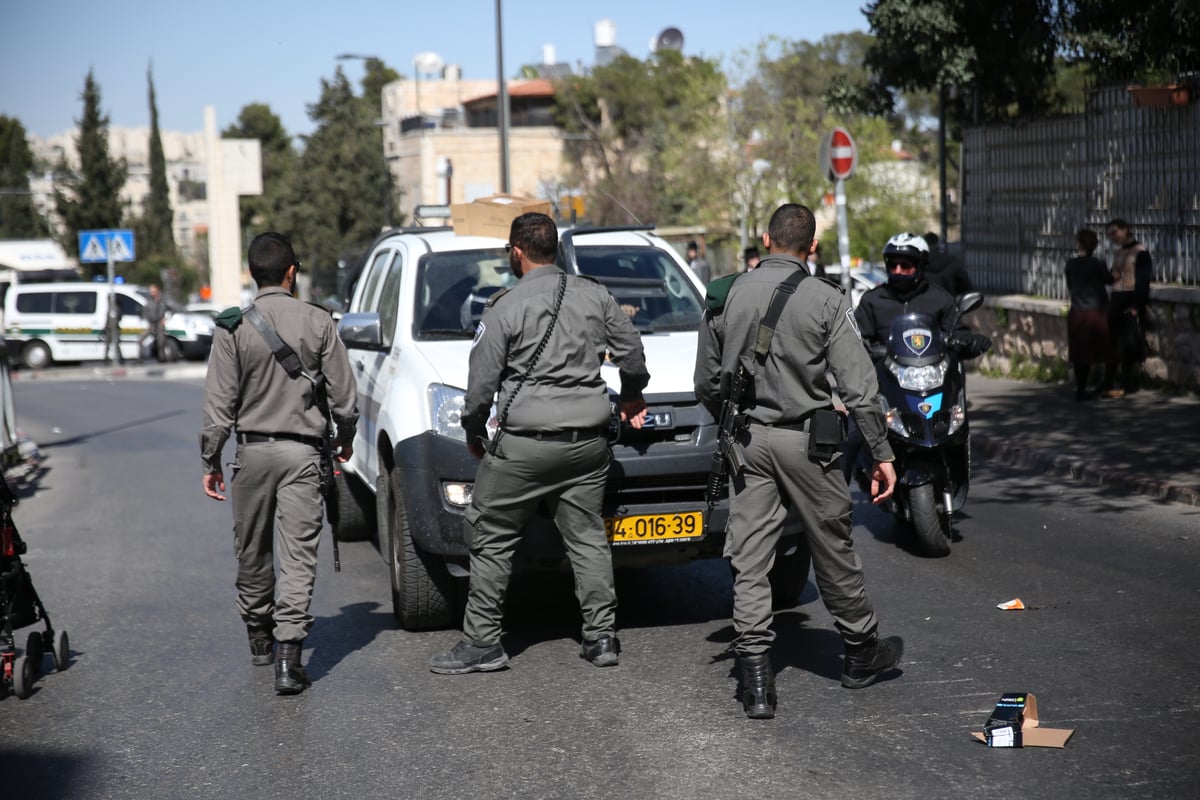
[882,233,930,295]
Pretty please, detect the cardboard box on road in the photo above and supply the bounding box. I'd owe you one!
[450,195,552,239]
[972,692,1075,748]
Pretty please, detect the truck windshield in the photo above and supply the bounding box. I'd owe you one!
[573,245,703,332]
[414,249,515,339]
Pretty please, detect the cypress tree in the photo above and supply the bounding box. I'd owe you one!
[0,115,48,238]
[142,65,176,262]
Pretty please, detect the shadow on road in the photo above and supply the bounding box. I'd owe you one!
[306,601,393,682]
[38,408,187,449]
[0,749,92,800]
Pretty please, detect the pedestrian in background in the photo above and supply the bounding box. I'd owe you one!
[743,246,761,272]
[430,212,649,676]
[695,203,902,719]
[687,240,712,285]
[140,283,167,362]
[1065,228,1113,401]
[201,232,358,695]
[922,232,972,296]
[1102,219,1152,398]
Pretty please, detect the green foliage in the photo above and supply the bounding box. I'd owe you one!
[139,67,176,262]
[274,69,392,297]
[360,59,401,116]
[54,70,129,276]
[1061,0,1200,84]
[554,50,733,227]
[0,115,49,238]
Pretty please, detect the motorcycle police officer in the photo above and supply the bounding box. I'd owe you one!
[430,212,650,675]
[694,203,903,719]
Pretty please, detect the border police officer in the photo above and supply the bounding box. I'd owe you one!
[430,212,650,675]
[695,203,902,719]
[201,232,358,695]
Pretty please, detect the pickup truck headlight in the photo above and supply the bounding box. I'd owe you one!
[428,384,467,441]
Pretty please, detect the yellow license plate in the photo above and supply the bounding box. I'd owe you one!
[605,511,704,544]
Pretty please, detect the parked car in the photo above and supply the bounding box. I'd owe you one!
[3,282,212,368]
[332,224,810,629]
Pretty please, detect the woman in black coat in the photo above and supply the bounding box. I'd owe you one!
[1064,228,1113,400]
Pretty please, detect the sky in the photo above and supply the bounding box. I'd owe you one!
[0,1,868,141]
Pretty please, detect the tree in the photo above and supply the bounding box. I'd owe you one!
[223,103,297,240]
[137,66,176,264]
[1061,0,1200,83]
[863,0,1059,124]
[555,50,733,227]
[359,58,401,116]
[55,70,128,277]
[0,115,48,238]
[275,69,391,297]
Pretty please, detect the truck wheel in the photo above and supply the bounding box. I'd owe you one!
[22,340,51,370]
[380,462,455,630]
[330,469,375,542]
[162,338,182,362]
[770,540,813,610]
[910,483,951,557]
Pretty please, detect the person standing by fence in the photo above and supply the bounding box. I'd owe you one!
[1065,229,1113,400]
[1102,219,1152,398]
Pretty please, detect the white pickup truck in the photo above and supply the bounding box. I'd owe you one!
[333,224,808,629]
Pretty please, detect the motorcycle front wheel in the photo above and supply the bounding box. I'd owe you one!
[909,483,951,557]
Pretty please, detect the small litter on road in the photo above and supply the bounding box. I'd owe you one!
[972,693,1075,748]
[997,598,1025,610]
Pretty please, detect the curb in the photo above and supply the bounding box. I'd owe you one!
[10,363,209,383]
[973,434,1200,507]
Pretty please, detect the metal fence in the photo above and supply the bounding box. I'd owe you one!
[962,83,1200,300]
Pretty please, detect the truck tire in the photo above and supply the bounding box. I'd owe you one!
[910,483,951,557]
[22,340,51,370]
[770,540,813,610]
[379,461,455,630]
[330,469,375,542]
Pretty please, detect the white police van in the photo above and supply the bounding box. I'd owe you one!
[3,282,213,368]
[333,224,809,630]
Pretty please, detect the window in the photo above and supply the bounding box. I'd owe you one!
[15,292,53,314]
[54,291,97,315]
[116,294,142,317]
[377,253,405,348]
[357,250,394,313]
[414,249,514,339]
[574,245,703,332]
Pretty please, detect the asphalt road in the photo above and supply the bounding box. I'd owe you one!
[2,378,1198,799]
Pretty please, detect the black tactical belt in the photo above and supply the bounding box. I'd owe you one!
[502,427,603,443]
[759,417,812,432]
[237,432,322,447]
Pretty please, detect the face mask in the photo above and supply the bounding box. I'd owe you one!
[887,271,919,294]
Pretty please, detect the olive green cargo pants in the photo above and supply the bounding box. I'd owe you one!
[726,422,878,656]
[461,431,616,647]
[230,440,324,644]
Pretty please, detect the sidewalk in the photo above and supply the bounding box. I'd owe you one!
[10,361,210,383]
[968,375,1200,507]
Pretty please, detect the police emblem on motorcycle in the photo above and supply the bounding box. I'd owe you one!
[902,327,933,356]
[918,402,933,416]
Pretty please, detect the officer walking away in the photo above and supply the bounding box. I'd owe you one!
[922,232,973,296]
[140,283,168,362]
[695,203,902,719]
[431,212,650,675]
[200,232,358,695]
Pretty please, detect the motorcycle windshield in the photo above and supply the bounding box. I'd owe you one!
[888,312,947,367]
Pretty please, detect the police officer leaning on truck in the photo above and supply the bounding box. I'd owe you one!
[694,202,903,719]
[430,212,650,675]
[200,232,358,696]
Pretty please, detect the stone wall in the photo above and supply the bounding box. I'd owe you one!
[967,285,1200,391]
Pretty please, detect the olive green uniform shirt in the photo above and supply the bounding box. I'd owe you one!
[200,287,358,472]
[694,254,893,463]
[462,265,649,439]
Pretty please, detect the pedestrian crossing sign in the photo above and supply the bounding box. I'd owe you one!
[78,229,136,263]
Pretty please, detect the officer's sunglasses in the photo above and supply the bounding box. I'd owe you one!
[886,259,917,272]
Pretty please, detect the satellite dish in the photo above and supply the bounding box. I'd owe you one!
[414,51,445,76]
[654,27,684,52]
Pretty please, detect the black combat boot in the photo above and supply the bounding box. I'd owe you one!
[737,653,777,719]
[580,635,620,667]
[842,635,904,689]
[247,627,274,667]
[274,641,310,695]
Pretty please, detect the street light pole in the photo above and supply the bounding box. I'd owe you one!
[495,0,511,193]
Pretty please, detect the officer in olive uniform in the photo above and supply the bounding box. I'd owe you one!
[694,203,903,719]
[430,212,650,675]
[201,232,358,695]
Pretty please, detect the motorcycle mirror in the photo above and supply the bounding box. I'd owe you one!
[956,292,984,315]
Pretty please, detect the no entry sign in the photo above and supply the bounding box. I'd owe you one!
[820,127,858,181]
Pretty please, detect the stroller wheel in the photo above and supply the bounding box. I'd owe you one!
[26,632,45,675]
[53,630,70,672]
[13,654,33,698]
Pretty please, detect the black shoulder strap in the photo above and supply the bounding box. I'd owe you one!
[752,268,807,364]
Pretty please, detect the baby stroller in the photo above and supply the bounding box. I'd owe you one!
[1,471,68,699]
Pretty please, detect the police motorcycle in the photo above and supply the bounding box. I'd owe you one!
[863,292,986,556]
